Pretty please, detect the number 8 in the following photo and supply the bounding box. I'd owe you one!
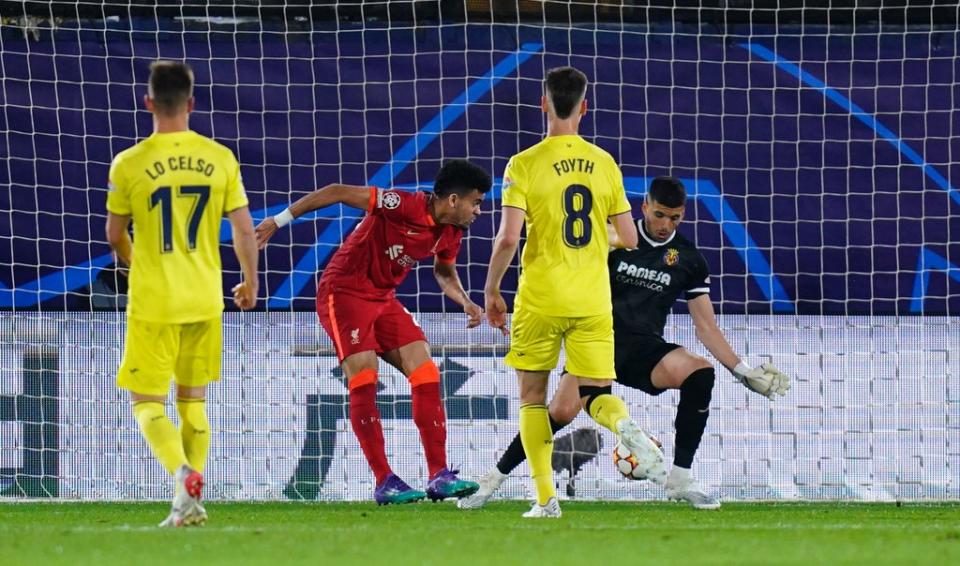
[562,184,593,248]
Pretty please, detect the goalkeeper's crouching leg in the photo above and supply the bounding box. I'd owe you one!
[673,367,715,469]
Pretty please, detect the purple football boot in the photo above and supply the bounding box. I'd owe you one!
[374,474,426,505]
[426,468,480,502]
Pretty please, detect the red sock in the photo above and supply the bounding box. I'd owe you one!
[348,371,392,485]
[409,361,447,478]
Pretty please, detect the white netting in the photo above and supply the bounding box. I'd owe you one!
[0,2,956,500]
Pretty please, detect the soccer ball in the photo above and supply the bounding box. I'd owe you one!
[612,436,663,481]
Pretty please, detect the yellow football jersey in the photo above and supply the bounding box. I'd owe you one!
[106,130,248,324]
[501,135,631,317]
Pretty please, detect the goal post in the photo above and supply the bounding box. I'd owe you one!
[0,1,956,501]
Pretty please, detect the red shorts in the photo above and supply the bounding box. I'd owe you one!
[316,286,427,362]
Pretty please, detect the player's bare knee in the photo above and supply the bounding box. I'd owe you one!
[175,384,205,401]
[691,355,712,372]
[673,354,712,388]
[518,371,549,404]
[548,396,580,424]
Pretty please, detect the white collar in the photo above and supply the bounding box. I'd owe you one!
[638,219,676,248]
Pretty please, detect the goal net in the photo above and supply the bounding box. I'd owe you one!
[1,1,956,501]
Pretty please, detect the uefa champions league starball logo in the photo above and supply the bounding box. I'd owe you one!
[382,191,401,209]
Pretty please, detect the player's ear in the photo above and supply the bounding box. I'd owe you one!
[540,95,549,113]
[186,96,195,114]
[144,94,153,112]
[579,98,588,116]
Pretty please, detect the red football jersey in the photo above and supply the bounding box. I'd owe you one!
[319,188,463,299]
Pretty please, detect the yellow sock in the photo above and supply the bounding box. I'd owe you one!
[519,403,555,505]
[587,393,631,433]
[133,401,188,476]
[177,399,210,473]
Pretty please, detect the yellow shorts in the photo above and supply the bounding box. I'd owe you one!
[117,316,222,396]
[504,308,615,379]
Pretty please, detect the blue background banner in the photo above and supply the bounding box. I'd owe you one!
[1,23,957,314]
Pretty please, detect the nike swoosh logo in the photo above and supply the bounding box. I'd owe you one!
[697,408,709,413]
[406,230,419,235]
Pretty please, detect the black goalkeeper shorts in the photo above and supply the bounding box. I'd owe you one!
[614,333,682,396]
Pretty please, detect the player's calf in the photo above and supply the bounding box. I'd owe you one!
[673,367,714,470]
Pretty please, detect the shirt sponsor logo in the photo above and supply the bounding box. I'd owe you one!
[386,244,416,267]
[386,244,404,260]
[616,261,672,286]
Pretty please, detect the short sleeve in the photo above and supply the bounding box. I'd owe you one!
[106,157,131,216]
[223,151,249,212]
[436,230,463,264]
[609,161,631,216]
[685,252,711,300]
[500,157,527,211]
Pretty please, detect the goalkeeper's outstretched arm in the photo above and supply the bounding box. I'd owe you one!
[688,294,791,399]
[255,184,371,248]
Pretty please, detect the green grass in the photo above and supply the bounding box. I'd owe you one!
[2,501,958,565]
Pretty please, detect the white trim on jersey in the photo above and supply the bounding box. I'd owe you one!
[637,219,677,248]
[687,287,710,294]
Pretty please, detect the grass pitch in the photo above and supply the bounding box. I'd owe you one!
[2,501,958,565]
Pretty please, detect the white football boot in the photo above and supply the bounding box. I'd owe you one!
[159,465,207,527]
[522,497,562,519]
[457,468,507,510]
[615,418,668,484]
[665,467,720,510]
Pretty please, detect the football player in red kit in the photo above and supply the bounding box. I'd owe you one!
[256,160,491,504]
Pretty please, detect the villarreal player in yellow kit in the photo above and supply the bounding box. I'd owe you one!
[484,66,666,517]
[105,61,259,527]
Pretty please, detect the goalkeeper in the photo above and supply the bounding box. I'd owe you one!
[462,176,791,510]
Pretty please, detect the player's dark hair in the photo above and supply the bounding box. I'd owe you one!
[545,66,588,119]
[149,60,194,114]
[433,159,493,198]
[647,176,687,208]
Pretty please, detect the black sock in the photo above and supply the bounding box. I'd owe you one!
[497,415,566,475]
[673,368,715,469]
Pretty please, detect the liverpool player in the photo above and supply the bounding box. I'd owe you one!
[256,160,490,504]
[463,176,791,510]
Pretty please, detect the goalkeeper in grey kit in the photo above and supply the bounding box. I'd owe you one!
[460,176,791,510]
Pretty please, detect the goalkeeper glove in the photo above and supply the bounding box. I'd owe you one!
[732,362,791,400]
